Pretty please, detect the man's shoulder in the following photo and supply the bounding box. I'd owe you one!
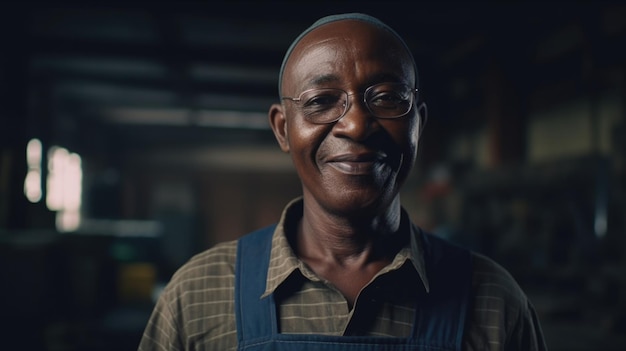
[469,251,528,304]
[464,253,547,350]
[166,224,277,290]
[168,240,239,288]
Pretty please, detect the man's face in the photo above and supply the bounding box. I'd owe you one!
[272,20,422,216]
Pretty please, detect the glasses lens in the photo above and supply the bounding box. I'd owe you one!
[299,89,347,124]
[365,83,413,118]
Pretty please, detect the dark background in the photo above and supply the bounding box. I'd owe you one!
[1,1,625,350]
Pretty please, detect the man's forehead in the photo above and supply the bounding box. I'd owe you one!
[293,20,388,54]
[278,13,418,95]
[284,32,413,94]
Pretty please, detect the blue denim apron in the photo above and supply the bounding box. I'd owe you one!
[235,225,471,351]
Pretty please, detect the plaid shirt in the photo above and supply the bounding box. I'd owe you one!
[139,198,547,351]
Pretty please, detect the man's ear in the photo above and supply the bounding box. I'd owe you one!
[269,103,290,153]
[417,102,428,138]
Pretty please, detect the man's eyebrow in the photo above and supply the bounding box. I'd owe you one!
[368,72,409,85]
[307,74,341,87]
[302,73,411,90]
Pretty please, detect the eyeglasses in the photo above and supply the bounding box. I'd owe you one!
[281,82,418,124]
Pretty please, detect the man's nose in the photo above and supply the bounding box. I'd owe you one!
[331,95,380,141]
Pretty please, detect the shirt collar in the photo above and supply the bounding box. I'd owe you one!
[262,197,430,298]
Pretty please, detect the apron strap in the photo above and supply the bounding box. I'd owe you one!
[415,231,472,350]
[235,224,277,344]
[235,225,472,350]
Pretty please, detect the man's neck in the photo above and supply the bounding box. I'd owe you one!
[293,196,407,308]
[296,196,404,265]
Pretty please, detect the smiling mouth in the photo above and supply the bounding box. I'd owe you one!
[326,152,387,175]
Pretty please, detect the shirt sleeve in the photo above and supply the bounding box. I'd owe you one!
[137,287,184,351]
[136,241,239,351]
[464,253,549,351]
[505,298,548,351]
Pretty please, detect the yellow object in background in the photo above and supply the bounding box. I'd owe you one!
[117,262,156,303]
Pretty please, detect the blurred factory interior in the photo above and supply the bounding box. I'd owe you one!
[1,1,625,350]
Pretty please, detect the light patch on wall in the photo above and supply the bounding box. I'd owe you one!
[528,96,621,163]
[597,95,622,155]
[447,128,490,168]
[528,100,593,163]
[24,138,43,203]
[46,145,83,232]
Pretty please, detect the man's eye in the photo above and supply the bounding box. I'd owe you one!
[304,94,341,107]
[370,92,406,107]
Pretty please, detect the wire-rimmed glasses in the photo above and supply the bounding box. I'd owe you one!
[281,82,418,124]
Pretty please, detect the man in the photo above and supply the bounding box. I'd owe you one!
[138,13,547,351]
